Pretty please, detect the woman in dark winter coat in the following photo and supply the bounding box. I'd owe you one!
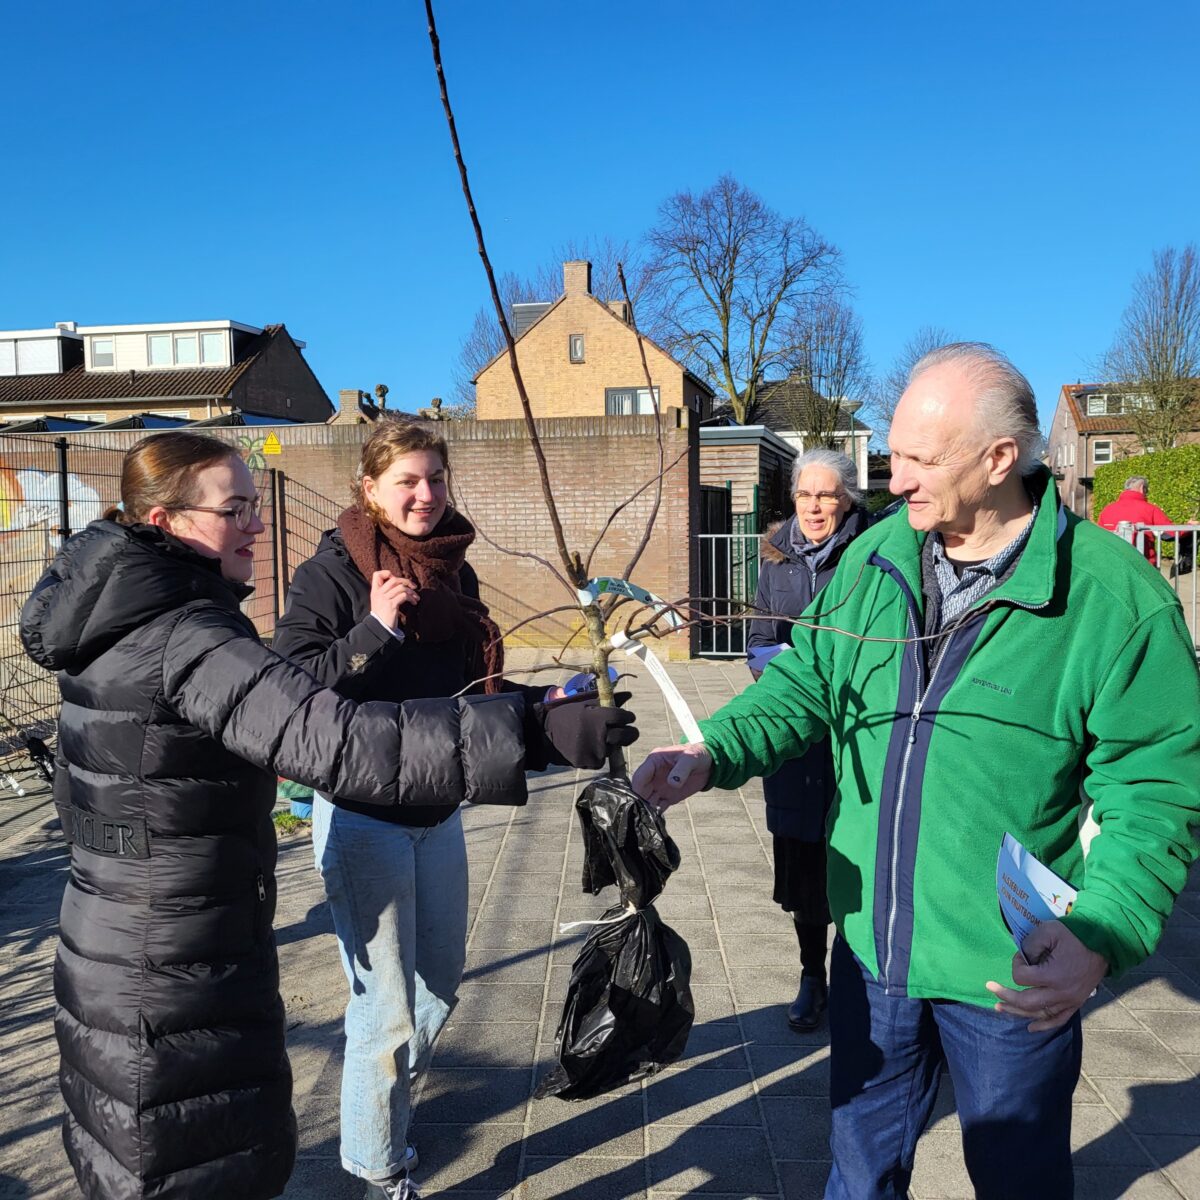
[20,432,635,1200]
[746,448,871,1032]
[274,419,576,1200]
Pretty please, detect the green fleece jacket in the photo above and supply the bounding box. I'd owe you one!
[699,470,1200,1006]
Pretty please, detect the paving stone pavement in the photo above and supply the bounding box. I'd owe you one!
[1,658,1199,1199]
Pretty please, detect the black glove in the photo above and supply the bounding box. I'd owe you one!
[525,692,638,770]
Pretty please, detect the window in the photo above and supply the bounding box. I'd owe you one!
[148,409,191,419]
[148,334,172,366]
[200,331,224,363]
[65,412,108,424]
[1093,440,1113,466]
[1068,443,1076,467]
[568,333,585,364]
[174,334,198,365]
[91,338,114,368]
[605,386,660,415]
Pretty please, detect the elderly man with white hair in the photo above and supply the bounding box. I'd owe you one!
[635,343,1200,1199]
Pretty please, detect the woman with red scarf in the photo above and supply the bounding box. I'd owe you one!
[273,421,631,1200]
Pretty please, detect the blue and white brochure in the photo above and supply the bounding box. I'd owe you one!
[996,833,1077,953]
[747,642,790,673]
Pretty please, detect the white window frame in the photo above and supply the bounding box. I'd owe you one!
[91,338,114,369]
[147,333,173,366]
[64,412,108,424]
[173,333,199,366]
[1093,440,1113,466]
[200,331,224,364]
[605,386,660,416]
[147,409,191,419]
[568,333,585,364]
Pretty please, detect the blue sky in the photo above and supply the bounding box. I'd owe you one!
[2,1,1197,432]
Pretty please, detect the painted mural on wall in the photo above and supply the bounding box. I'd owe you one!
[0,467,104,538]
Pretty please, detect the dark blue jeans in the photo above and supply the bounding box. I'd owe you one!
[825,937,1082,1200]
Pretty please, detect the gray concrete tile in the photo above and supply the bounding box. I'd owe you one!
[1072,1166,1180,1198]
[746,1045,829,1096]
[646,1069,759,1126]
[647,1126,778,1193]
[673,1022,747,1070]
[1089,1077,1200,1135]
[452,982,545,1023]
[739,1005,830,1048]
[402,1121,523,1193]
[525,1092,645,1157]
[689,984,738,1024]
[1137,1009,1200,1054]
[1110,971,1200,1011]
[760,1096,832,1161]
[469,918,555,950]
[777,1161,830,1199]
[1082,1030,1190,1079]
[519,1156,647,1199]
[1140,1136,1200,1195]
[415,1067,531,1125]
[909,1128,974,1198]
[462,946,549,984]
[432,1020,539,1069]
[1071,1103,1157,1165]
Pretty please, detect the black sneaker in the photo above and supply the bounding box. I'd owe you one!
[363,1177,421,1200]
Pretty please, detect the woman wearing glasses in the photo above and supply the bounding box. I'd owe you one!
[20,432,634,1200]
[747,448,872,1032]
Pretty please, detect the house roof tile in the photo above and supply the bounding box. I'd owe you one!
[0,324,285,408]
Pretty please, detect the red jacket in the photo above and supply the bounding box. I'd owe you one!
[1097,489,1173,564]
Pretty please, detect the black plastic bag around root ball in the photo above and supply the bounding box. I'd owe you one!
[576,774,680,908]
[535,905,694,1101]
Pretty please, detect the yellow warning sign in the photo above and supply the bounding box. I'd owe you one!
[262,433,282,456]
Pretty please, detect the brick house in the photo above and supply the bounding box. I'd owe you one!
[0,320,330,427]
[752,370,874,490]
[1047,383,1200,518]
[473,261,715,421]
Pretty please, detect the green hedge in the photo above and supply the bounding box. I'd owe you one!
[1093,444,1200,522]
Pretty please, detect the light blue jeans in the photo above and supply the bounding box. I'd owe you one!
[312,796,468,1183]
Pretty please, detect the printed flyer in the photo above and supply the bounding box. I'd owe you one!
[996,833,1078,954]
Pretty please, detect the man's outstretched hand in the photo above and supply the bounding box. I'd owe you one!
[631,743,713,810]
[986,920,1109,1032]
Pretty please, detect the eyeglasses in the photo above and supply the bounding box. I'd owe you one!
[795,491,846,507]
[171,496,262,531]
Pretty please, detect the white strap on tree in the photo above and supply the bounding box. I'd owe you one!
[610,630,703,745]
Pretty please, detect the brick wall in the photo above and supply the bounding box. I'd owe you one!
[4,412,699,658]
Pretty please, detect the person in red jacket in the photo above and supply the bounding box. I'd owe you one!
[1096,475,1173,564]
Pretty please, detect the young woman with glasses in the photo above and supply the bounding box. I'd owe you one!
[20,431,635,1200]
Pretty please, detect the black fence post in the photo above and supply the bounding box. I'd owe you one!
[55,437,71,541]
[273,470,289,617]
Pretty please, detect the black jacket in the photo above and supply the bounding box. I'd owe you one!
[272,528,514,826]
[20,521,530,1200]
[746,507,871,840]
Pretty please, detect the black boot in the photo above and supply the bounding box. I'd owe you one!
[787,973,829,1031]
[787,919,829,1031]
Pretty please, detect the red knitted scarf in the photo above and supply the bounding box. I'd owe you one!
[336,505,504,693]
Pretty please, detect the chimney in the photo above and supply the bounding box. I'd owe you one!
[563,260,592,297]
[330,388,371,424]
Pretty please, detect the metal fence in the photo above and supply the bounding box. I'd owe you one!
[0,435,346,777]
[695,532,762,657]
[1114,521,1199,655]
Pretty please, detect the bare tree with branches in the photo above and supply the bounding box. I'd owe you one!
[646,174,839,425]
[1100,244,1200,453]
[870,324,955,441]
[770,296,872,450]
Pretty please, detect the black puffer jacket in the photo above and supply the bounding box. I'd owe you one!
[273,528,532,826]
[20,521,529,1200]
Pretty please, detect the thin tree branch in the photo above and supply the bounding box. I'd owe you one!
[425,0,579,588]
